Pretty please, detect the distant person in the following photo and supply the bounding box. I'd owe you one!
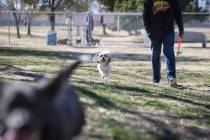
[85,11,94,46]
[24,16,27,27]
[143,0,184,86]
[100,15,107,35]
[100,15,104,25]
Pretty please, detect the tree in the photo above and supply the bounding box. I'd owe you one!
[35,0,59,31]
[0,0,21,38]
[97,0,143,12]
[61,0,89,12]
[114,0,143,12]
[96,0,116,11]
[184,2,196,12]
[38,0,90,31]
[22,0,39,35]
[181,0,197,12]
[97,0,197,12]
[0,2,3,10]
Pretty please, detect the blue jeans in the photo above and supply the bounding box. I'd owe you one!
[151,31,176,81]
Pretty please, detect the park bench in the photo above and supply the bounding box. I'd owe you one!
[175,31,207,48]
[141,30,208,48]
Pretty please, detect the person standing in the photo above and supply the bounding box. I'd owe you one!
[24,16,27,27]
[85,11,94,46]
[143,0,184,86]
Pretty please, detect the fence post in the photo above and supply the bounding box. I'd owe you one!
[8,11,11,46]
[77,26,80,36]
[66,11,72,45]
[117,15,120,32]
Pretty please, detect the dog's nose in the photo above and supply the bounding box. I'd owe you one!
[6,109,30,131]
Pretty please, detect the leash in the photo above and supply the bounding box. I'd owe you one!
[176,35,183,57]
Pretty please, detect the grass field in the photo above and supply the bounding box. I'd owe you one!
[0,46,210,140]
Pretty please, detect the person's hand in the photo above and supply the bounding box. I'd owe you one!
[179,31,184,38]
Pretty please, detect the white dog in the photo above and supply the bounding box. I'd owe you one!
[93,50,112,79]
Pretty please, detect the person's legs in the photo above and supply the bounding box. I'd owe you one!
[151,40,162,82]
[162,31,177,85]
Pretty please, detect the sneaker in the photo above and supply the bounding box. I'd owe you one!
[168,77,177,86]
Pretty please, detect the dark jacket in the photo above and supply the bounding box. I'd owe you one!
[143,0,184,40]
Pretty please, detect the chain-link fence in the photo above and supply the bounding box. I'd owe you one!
[0,11,210,48]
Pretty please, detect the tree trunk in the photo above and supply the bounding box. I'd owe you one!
[27,20,31,35]
[102,24,107,35]
[50,0,55,31]
[27,14,32,36]
[50,13,55,31]
[13,12,21,38]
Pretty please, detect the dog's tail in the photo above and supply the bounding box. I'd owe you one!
[42,55,92,98]
[57,55,92,82]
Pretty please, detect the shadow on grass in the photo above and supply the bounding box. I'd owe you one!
[0,47,92,60]
[172,84,186,90]
[74,86,178,140]
[176,57,210,63]
[159,92,210,109]
[76,85,210,139]
[0,31,44,39]
[0,47,151,62]
[0,47,209,64]
[74,79,151,96]
[13,71,44,79]
[75,79,210,109]
[0,77,34,83]
[0,63,45,81]
[0,63,22,71]
[75,85,181,140]
[75,85,117,109]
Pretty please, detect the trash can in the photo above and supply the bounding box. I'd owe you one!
[46,31,57,46]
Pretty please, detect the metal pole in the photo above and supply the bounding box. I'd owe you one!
[70,14,73,46]
[117,15,120,32]
[8,11,11,46]
[68,13,72,46]
[67,13,70,43]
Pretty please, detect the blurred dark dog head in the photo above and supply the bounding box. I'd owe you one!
[0,61,85,140]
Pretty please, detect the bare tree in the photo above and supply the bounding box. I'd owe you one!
[22,0,40,36]
[0,0,21,38]
[39,0,90,31]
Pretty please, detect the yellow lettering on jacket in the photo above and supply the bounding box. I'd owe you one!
[153,1,170,15]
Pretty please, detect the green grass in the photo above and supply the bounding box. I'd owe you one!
[0,46,210,140]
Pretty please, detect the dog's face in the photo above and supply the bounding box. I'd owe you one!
[0,82,52,140]
[0,61,84,140]
[93,51,111,65]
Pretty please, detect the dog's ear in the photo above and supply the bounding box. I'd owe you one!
[40,61,81,99]
[107,58,111,64]
[107,54,112,63]
[93,54,99,63]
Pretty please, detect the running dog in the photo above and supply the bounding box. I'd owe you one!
[93,50,112,79]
